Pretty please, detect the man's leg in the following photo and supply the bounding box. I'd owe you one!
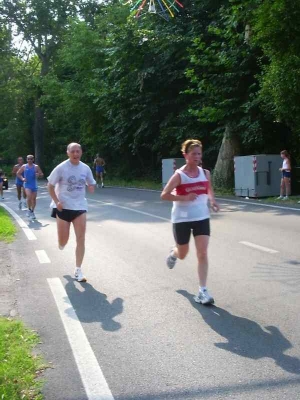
[22,186,27,200]
[96,172,100,187]
[0,183,3,199]
[25,189,32,210]
[31,191,37,211]
[17,185,21,201]
[72,213,86,268]
[56,216,71,249]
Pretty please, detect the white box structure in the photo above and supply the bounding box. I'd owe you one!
[234,155,282,198]
[162,158,186,187]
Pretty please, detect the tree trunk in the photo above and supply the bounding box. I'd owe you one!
[212,124,240,189]
[33,56,49,170]
[33,105,44,169]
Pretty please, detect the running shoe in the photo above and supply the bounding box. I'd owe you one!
[18,201,22,210]
[30,211,36,220]
[26,210,31,218]
[166,249,177,269]
[194,288,214,305]
[276,196,284,200]
[102,183,104,188]
[74,268,87,282]
[283,196,289,200]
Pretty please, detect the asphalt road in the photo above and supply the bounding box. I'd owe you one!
[2,183,300,400]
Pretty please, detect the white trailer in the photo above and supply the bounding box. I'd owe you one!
[162,158,186,188]
[234,155,282,198]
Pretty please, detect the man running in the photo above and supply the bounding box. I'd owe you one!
[12,156,27,209]
[93,154,105,188]
[17,155,44,219]
[47,143,96,282]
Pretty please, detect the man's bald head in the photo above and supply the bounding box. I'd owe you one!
[67,142,81,152]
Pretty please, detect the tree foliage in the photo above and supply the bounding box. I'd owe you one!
[0,0,299,183]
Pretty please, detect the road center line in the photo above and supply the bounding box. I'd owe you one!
[0,203,37,241]
[47,278,114,400]
[89,198,170,222]
[35,250,51,264]
[239,241,279,254]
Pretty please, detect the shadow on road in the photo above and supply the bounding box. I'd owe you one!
[63,275,123,332]
[28,220,50,230]
[177,290,300,375]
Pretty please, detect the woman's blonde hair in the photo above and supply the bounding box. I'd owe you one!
[181,139,202,154]
[280,150,290,159]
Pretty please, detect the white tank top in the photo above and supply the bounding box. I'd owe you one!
[171,167,210,223]
[282,159,290,171]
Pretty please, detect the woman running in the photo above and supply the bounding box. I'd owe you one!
[161,139,219,305]
[277,150,291,200]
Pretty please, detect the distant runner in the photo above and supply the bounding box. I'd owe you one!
[17,155,44,219]
[48,143,96,282]
[0,169,4,200]
[12,156,27,209]
[93,154,105,188]
[277,150,291,201]
[161,139,219,305]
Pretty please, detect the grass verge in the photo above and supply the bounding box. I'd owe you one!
[104,177,162,190]
[0,207,17,243]
[0,317,45,400]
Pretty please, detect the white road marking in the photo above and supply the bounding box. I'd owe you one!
[239,241,279,254]
[35,250,51,263]
[90,187,300,212]
[47,278,115,400]
[89,198,170,222]
[217,197,300,212]
[0,203,37,240]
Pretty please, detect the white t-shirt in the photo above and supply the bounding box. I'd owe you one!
[47,160,96,210]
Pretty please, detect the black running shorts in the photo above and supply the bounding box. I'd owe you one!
[173,219,210,245]
[51,208,86,222]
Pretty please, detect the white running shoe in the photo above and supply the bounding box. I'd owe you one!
[18,201,22,210]
[194,288,214,305]
[283,196,289,200]
[74,268,87,282]
[276,196,284,200]
[30,211,36,220]
[166,249,177,269]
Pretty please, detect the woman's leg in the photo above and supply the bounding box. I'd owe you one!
[280,178,285,197]
[194,235,210,287]
[284,177,291,197]
[173,244,189,260]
